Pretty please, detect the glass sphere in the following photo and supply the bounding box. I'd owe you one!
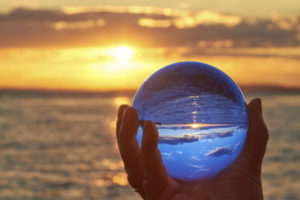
[133,61,248,181]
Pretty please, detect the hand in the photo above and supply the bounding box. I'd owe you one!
[116,98,268,200]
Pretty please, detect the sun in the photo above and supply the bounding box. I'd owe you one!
[192,124,199,129]
[113,46,133,64]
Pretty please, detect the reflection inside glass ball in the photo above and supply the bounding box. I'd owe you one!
[133,62,248,180]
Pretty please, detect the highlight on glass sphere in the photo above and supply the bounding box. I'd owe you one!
[132,61,248,181]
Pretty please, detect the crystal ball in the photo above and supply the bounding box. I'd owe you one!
[132,61,248,180]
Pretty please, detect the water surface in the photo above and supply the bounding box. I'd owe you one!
[0,91,299,199]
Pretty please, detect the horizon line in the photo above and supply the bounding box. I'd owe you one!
[1,84,300,94]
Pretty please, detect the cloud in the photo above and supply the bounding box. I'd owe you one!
[159,135,199,145]
[203,130,234,139]
[205,145,234,157]
[138,18,172,28]
[138,11,242,28]
[53,19,105,30]
[271,14,299,31]
[158,129,234,145]
[206,142,241,157]
[189,164,210,172]
[0,7,299,48]
[173,11,242,28]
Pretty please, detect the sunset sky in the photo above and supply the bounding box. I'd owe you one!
[0,1,300,90]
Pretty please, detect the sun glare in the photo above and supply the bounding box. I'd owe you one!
[113,46,133,64]
[192,124,199,129]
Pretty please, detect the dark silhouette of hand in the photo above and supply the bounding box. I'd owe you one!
[116,98,268,200]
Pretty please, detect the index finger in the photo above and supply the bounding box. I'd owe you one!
[116,104,129,141]
[118,107,145,197]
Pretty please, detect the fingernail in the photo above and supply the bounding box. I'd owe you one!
[122,107,131,124]
[141,120,158,153]
[143,120,151,132]
[118,105,128,121]
[143,121,156,140]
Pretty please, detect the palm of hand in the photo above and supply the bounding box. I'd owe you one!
[116,99,268,200]
[172,158,263,200]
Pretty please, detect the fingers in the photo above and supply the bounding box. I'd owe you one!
[241,98,269,172]
[141,121,171,199]
[116,107,179,199]
[116,104,129,139]
[118,107,141,169]
[118,106,145,197]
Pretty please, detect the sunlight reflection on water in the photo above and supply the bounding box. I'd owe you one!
[0,91,299,200]
[113,97,131,107]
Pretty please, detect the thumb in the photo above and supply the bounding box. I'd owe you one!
[240,98,269,173]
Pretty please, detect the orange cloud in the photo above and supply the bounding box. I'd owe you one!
[0,7,299,49]
[138,18,172,28]
[174,11,242,28]
[53,19,105,30]
[271,14,299,31]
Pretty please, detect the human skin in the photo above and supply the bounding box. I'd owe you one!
[116,98,269,200]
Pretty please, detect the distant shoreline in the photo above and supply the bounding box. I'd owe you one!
[0,85,299,97]
[240,85,300,93]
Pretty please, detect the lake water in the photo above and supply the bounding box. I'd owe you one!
[0,90,299,199]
